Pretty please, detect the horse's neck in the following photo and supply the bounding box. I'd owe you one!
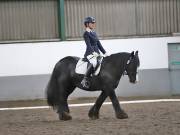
[106,53,129,77]
[111,53,129,65]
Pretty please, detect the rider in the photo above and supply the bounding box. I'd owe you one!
[81,16,108,88]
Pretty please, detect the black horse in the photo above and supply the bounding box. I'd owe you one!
[46,51,140,120]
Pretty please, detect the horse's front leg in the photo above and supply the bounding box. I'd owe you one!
[108,90,128,119]
[88,91,107,120]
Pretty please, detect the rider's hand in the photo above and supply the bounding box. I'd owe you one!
[104,53,109,57]
[92,52,99,57]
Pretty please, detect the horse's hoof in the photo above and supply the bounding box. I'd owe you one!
[88,112,99,120]
[59,112,72,121]
[116,111,128,119]
[89,115,99,120]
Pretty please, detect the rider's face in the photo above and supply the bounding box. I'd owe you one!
[88,22,96,29]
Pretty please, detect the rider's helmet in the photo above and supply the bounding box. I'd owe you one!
[84,17,96,26]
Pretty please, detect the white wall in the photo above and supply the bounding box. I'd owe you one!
[0,36,180,77]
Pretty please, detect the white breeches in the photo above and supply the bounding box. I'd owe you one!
[87,54,98,68]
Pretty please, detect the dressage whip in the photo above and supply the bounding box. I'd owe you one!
[76,55,96,68]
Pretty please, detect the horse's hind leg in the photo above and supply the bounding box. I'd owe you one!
[57,98,72,121]
[108,90,128,119]
[58,101,73,121]
[88,91,107,120]
[57,80,75,121]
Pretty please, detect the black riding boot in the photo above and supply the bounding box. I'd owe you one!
[81,64,93,88]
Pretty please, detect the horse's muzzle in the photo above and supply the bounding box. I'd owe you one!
[130,80,137,84]
[130,73,139,84]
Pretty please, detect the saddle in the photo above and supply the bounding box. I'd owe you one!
[75,56,103,76]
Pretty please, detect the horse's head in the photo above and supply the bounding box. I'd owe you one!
[124,51,140,83]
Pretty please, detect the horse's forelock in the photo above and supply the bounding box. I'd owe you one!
[127,52,140,67]
[135,55,140,67]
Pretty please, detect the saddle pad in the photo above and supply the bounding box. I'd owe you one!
[75,58,102,76]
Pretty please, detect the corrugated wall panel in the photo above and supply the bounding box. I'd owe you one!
[166,0,171,34]
[173,0,177,32]
[137,0,179,36]
[162,0,167,34]
[65,0,180,39]
[178,0,180,32]
[64,0,136,39]
[1,0,179,41]
[170,0,176,33]
[0,0,58,41]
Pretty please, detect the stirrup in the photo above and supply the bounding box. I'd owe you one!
[81,77,90,88]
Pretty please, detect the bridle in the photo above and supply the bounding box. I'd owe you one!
[123,57,138,76]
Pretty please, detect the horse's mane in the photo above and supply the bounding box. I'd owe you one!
[108,52,140,67]
[110,52,130,58]
[108,52,131,61]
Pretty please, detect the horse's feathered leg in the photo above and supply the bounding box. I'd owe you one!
[57,98,72,121]
[56,89,73,121]
[88,91,107,120]
[108,90,128,119]
[56,77,75,121]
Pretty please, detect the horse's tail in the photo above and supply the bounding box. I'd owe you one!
[46,56,78,109]
[46,66,59,109]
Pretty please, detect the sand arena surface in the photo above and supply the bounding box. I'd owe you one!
[0,97,180,135]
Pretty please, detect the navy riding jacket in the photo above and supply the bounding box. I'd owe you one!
[83,31,106,58]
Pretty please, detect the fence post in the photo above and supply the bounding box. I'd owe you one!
[58,0,66,40]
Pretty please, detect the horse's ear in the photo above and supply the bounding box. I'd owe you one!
[131,51,134,57]
[135,51,138,56]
